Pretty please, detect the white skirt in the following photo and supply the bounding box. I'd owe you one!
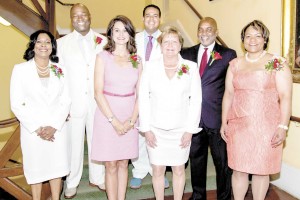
[146,126,191,166]
[20,124,70,184]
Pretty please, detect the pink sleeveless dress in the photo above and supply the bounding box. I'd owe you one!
[91,51,139,161]
[226,58,282,175]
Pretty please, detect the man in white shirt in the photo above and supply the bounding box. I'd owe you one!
[57,3,107,199]
[130,4,169,189]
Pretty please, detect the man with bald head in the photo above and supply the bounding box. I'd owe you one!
[57,3,107,199]
[181,17,236,200]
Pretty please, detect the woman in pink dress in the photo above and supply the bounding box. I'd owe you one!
[91,15,141,199]
[220,20,292,200]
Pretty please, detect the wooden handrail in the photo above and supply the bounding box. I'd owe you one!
[183,0,228,48]
[0,118,19,128]
[31,0,46,20]
[56,0,74,6]
[291,116,300,123]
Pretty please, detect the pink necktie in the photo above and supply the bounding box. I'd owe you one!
[199,48,208,77]
[145,36,153,61]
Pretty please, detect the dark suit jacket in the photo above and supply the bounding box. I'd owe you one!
[181,43,237,129]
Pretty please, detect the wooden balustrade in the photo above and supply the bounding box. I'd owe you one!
[290,116,300,123]
[183,0,228,47]
[0,117,50,200]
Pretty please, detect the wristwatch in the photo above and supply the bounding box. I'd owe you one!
[108,116,114,123]
[129,119,134,126]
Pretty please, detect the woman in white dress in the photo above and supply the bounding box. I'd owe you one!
[138,26,202,200]
[10,30,71,200]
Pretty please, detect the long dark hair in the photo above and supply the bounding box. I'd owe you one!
[23,30,59,63]
[104,15,137,54]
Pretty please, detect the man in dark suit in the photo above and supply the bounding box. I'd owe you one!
[181,17,237,200]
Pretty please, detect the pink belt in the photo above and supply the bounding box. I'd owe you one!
[103,90,135,97]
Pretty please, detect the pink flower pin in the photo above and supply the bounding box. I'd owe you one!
[50,64,64,79]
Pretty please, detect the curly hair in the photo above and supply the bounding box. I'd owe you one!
[23,30,59,62]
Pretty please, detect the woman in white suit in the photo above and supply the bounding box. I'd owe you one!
[10,30,71,200]
[138,26,202,200]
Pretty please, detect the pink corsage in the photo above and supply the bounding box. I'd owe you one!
[50,64,64,79]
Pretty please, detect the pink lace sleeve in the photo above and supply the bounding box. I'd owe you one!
[229,58,239,75]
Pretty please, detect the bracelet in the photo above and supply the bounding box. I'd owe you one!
[108,116,114,123]
[278,124,288,130]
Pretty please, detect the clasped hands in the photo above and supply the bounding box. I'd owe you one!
[111,118,134,135]
[145,131,192,149]
[35,126,57,142]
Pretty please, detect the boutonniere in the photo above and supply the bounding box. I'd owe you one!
[129,53,139,68]
[265,57,285,71]
[50,64,64,79]
[209,51,222,65]
[177,64,190,78]
[94,35,103,48]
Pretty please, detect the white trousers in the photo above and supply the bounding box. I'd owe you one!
[131,133,152,179]
[66,109,105,188]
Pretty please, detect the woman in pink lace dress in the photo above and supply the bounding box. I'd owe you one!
[91,15,141,199]
[220,20,292,200]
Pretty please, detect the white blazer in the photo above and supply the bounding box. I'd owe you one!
[135,30,162,65]
[138,55,202,134]
[57,30,107,118]
[10,59,71,134]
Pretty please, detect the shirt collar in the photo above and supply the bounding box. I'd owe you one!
[74,29,93,41]
[143,29,161,40]
[200,42,215,52]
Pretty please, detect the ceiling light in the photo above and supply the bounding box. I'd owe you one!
[0,16,11,26]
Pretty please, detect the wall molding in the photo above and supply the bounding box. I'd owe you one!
[271,163,300,199]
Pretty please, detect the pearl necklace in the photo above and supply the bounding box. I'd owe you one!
[245,50,266,63]
[164,61,179,70]
[164,66,178,70]
[35,62,50,76]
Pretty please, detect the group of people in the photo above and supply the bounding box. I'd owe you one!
[10,3,292,200]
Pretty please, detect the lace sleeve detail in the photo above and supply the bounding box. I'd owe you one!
[229,58,239,75]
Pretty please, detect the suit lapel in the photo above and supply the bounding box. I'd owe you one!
[46,63,64,104]
[70,32,87,63]
[28,60,43,93]
[193,44,200,63]
[202,43,222,77]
